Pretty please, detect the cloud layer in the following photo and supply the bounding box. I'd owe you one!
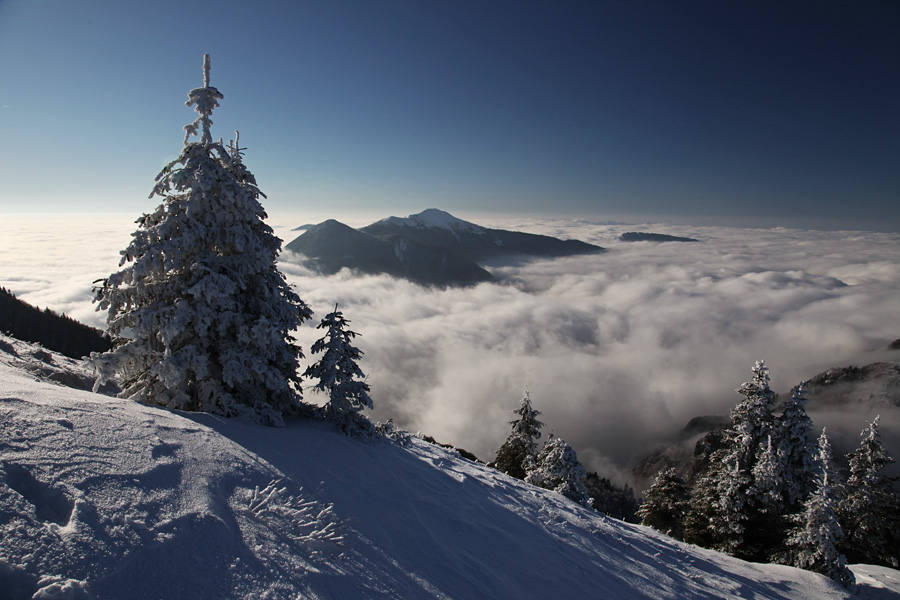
[3,214,899,484]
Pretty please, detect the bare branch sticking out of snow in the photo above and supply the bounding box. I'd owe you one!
[242,480,345,548]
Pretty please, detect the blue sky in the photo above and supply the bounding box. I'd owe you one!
[1,0,897,230]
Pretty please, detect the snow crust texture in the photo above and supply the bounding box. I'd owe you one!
[0,338,896,599]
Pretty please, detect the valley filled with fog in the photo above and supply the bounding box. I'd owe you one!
[2,214,898,485]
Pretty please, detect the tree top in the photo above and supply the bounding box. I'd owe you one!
[183,53,224,146]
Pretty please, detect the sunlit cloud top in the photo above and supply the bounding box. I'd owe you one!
[2,214,898,485]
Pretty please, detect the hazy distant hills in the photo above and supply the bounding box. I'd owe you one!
[285,218,494,285]
[284,209,603,285]
[619,232,699,243]
[802,362,900,408]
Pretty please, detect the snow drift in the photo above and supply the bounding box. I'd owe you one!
[1,336,897,599]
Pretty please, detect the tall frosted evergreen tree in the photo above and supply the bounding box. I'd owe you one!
[526,435,591,508]
[684,361,781,559]
[493,389,544,480]
[730,360,779,458]
[776,384,817,511]
[637,467,691,540]
[838,416,900,567]
[786,429,855,589]
[93,55,311,425]
[304,304,373,433]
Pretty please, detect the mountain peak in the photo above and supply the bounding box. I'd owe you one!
[287,211,603,286]
[375,209,485,234]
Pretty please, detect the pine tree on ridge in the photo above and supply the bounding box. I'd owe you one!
[304,304,373,435]
[493,388,544,480]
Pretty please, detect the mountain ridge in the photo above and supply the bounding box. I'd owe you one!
[284,209,603,286]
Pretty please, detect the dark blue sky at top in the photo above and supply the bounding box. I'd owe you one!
[0,0,897,230]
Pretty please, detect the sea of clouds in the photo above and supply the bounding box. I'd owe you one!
[2,213,898,485]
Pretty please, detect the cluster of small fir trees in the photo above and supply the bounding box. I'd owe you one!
[639,360,900,588]
[492,389,591,508]
[92,55,373,432]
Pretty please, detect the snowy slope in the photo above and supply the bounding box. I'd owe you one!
[1,337,897,600]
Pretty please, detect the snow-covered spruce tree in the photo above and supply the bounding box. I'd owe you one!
[493,389,544,480]
[785,429,855,589]
[838,416,900,567]
[684,361,782,559]
[751,435,784,514]
[730,360,779,457]
[748,433,791,558]
[776,384,817,512]
[303,304,373,435]
[683,450,730,549]
[92,55,311,425]
[525,435,591,508]
[637,467,691,540]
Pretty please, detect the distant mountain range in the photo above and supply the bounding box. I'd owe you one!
[619,232,699,243]
[284,209,603,285]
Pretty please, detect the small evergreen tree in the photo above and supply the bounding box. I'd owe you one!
[838,416,900,567]
[525,435,591,508]
[92,55,311,425]
[785,429,855,589]
[637,467,691,540]
[493,389,544,480]
[304,304,373,434]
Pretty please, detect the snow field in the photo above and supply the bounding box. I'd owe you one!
[1,338,897,599]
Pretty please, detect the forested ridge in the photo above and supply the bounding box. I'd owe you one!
[0,287,112,359]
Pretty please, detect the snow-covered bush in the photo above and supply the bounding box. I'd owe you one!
[375,419,413,447]
[526,435,591,508]
[92,55,311,425]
